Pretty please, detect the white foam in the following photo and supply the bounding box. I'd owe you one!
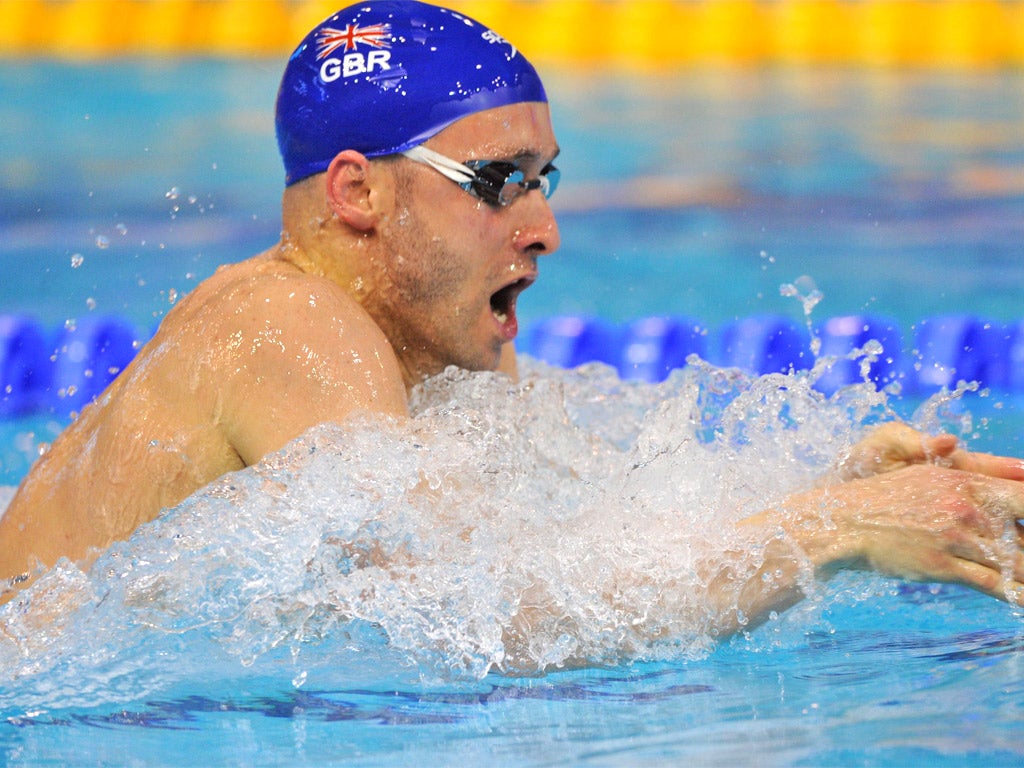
[0,358,946,710]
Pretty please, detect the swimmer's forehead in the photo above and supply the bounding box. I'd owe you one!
[425,102,560,165]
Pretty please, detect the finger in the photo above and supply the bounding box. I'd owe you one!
[950,450,1024,482]
[884,423,937,462]
[922,433,959,461]
[1010,585,1024,607]
[911,433,1024,482]
[999,541,1024,583]
[842,423,934,478]
[947,556,1024,606]
[966,519,1024,583]
[977,474,1024,522]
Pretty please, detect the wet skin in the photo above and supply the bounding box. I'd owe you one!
[0,102,560,594]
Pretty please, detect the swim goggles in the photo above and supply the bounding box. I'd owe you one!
[401,145,560,208]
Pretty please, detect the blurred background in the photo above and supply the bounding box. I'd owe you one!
[2,0,1022,65]
[1,1,1023,474]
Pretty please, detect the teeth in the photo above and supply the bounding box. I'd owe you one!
[492,277,528,326]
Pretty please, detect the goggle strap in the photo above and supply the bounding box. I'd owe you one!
[401,145,476,185]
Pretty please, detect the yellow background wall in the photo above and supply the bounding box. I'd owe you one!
[0,0,1022,67]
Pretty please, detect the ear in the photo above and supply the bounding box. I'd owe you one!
[325,150,381,232]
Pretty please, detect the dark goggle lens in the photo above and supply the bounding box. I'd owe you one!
[463,161,560,206]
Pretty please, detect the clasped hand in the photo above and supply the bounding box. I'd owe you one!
[780,422,1024,605]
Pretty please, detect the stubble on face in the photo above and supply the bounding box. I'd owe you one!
[367,164,496,381]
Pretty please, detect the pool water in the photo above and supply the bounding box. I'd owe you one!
[1,61,1023,766]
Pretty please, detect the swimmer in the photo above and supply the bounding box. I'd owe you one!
[2,1,1024,630]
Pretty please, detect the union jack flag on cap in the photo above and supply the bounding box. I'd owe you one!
[316,23,391,59]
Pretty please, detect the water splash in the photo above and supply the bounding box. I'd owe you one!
[0,359,990,713]
[780,275,825,356]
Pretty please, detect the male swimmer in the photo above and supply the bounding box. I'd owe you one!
[2,1,1024,627]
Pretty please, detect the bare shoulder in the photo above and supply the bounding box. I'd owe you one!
[0,252,413,589]
[172,253,395,365]
[165,253,409,463]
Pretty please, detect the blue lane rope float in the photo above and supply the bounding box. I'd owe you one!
[525,313,1024,395]
[1,312,1024,419]
[717,315,808,382]
[51,316,142,415]
[0,315,143,419]
[814,315,903,395]
[619,316,707,384]
[0,315,51,418]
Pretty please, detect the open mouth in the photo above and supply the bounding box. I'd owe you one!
[490,277,534,333]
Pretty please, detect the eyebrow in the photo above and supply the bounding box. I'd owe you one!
[507,146,561,165]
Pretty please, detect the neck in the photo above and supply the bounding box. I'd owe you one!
[279,177,376,301]
[278,171,428,392]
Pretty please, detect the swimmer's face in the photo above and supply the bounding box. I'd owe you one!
[372,102,561,380]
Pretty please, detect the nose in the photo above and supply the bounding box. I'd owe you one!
[512,193,561,257]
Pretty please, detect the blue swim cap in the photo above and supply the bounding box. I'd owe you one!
[276,1,548,186]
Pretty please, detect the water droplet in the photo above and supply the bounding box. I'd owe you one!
[165,186,181,201]
[70,253,84,268]
[115,223,128,236]
[862,339,884,356]
[86,298,97,310]
[779,275,823,316]
[95,235,110,249]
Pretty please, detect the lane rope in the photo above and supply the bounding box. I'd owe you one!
[2,312,1022,418]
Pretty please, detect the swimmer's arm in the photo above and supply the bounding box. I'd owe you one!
[706,464,1024,637]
